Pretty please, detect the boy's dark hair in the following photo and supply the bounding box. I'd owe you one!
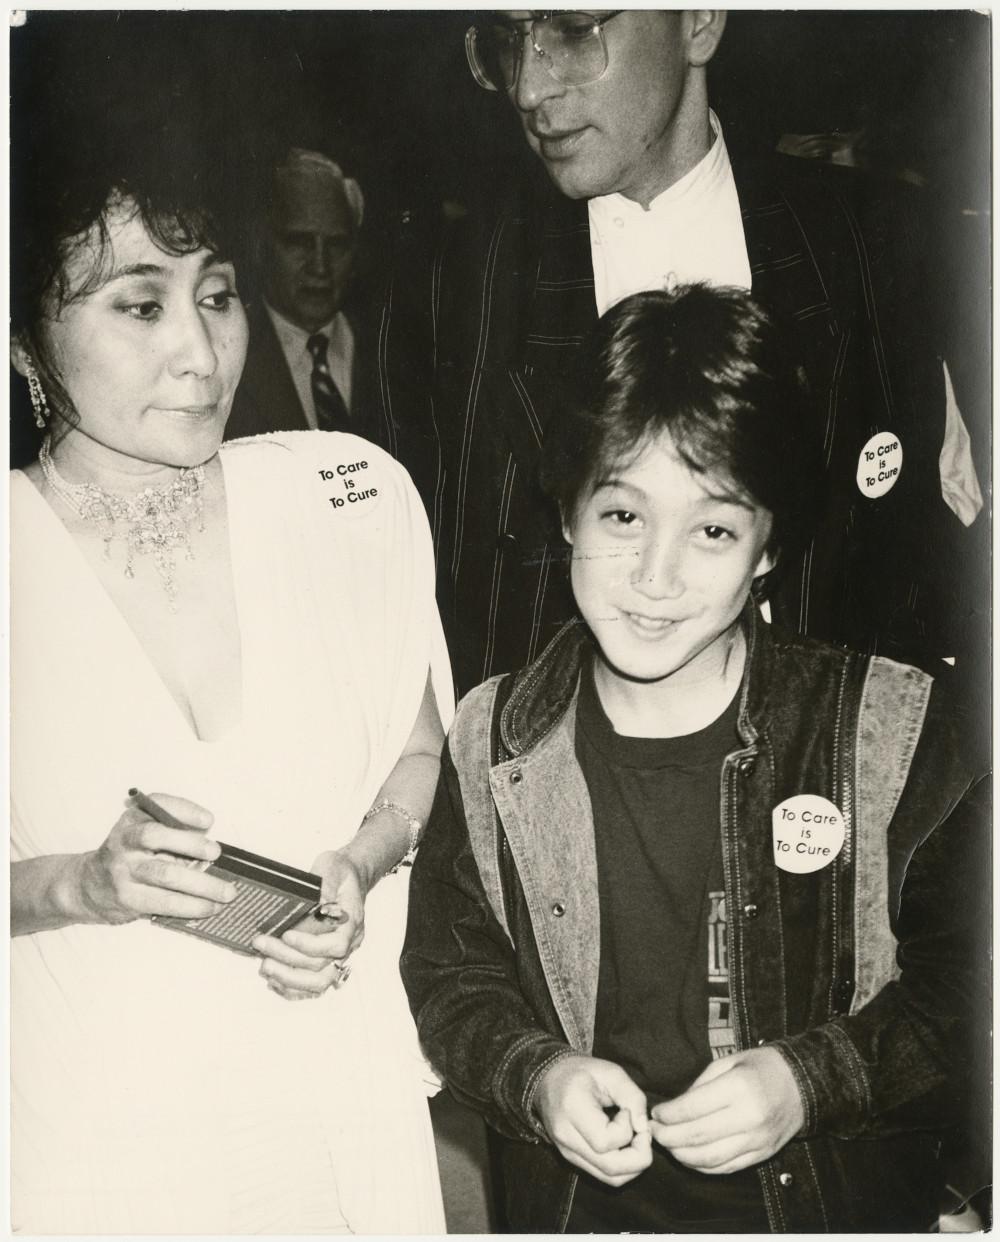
[540,284,823,594]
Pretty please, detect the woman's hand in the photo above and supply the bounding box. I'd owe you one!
[253,849,367,1001]
[79,793,236,925]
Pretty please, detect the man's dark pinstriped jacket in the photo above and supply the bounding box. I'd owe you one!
[373,145,977,697]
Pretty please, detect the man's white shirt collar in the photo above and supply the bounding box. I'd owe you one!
[588,111,752,316]
[264,302,354,428]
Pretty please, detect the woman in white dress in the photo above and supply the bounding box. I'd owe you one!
[10,150,453,1233]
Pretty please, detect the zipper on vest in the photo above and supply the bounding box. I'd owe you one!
[497,826,512,932]
[720,744,786,1231]
[831,652,865,1015]
[838,658,861,870]
[719,747,757,1054]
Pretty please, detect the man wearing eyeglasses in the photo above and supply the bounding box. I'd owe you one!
[468,11,719,208]
[375,11,982,710]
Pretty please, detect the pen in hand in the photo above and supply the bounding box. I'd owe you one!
[127,787,221,866]
[123,788,237,923]
[128,787,191,830]
[130,789,334,927]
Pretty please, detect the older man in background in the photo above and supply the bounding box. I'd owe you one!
[227,147,365,438]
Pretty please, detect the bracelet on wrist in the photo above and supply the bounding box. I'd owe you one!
[362,799,422,875]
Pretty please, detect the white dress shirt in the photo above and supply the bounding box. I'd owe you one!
[589,112,751,317]
[265,303,355,428]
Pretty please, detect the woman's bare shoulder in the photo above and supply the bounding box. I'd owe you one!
[13,460,43,487]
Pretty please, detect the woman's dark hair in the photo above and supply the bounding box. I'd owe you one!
[540,285,824,594]
[10,72,265,460]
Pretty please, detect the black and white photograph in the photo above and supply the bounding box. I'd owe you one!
[8,7,991,1235]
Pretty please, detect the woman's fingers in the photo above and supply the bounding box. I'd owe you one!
[80,792,232,924]
[283,921,357,957]
[256,947,349,997]
[266,981,314,1001]
[136,792,215,832]
[131,852,234,902]
[253,932,344,970]
[131,820,222,862]
[264,978,343,1002]
[251,850,369,1001]
[131,886,232,920]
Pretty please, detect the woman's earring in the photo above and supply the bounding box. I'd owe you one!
[25,357,50,430]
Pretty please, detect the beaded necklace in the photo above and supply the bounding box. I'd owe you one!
[38,437,206,609]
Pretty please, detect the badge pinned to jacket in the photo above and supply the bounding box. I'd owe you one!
[856,431,903,499]
[772,795,845,873]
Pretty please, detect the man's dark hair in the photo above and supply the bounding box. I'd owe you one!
[540,284,823,593]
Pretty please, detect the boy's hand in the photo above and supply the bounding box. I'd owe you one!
[650,1046,804,1174]
[534,1054,653,1186]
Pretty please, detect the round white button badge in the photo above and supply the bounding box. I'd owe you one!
[772,795,845,874]
[857,431,903,499]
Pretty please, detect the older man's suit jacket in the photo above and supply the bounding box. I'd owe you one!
[226,300,371,441]
[374,148,978,696]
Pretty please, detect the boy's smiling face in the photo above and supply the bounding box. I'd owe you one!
[564,431,774,693]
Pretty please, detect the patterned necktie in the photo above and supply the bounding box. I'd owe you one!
[306,332,350,432]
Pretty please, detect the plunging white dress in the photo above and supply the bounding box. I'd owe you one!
[11,432,453,1234]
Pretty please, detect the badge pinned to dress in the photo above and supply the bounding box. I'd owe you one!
[316,457,383,518]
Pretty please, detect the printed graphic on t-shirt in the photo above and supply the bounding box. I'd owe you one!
[707,890,735,1059]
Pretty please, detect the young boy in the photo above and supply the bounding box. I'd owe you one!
[401,286,988,1232]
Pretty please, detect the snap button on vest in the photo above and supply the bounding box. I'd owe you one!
[779,1172,794,1187]
[509,769,523,785]
[551,902,566,917]
[743,902,759,920]
[835,978,855,1010]
[496,531,519,554]
[738,756,756,775]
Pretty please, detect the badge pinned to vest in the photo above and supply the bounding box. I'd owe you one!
[772,795,846,873]
[315,456,383,520]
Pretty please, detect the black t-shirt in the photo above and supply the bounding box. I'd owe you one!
[567,659,768,1233]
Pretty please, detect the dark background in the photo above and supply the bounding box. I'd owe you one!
[10,9,990,214]
[9,9,991,471]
